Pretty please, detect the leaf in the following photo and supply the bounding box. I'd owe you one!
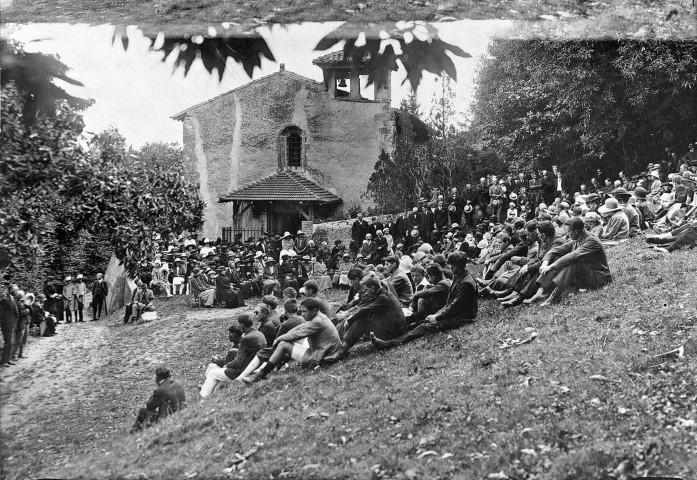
[417,450,438,459]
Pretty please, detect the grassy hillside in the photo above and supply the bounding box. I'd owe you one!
[2,239,697,479]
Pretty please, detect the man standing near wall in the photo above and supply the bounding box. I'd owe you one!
[0,284,18,367]
[91,273,108,321]
[351,213,369,254]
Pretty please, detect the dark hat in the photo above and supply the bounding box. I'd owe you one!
[633,187,648,199]
[334,239,343,244]
[273,235,281,241]
[585,193,600,203]
[612,187,631,198]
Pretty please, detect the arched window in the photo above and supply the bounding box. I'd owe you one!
[279,126,305,170]
[287,132,302,167]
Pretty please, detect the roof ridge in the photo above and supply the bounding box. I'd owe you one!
[219,170,341,204]
[172,69,322,120]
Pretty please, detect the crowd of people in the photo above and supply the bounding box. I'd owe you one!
[0,274,110,369]
[3,145,696,431]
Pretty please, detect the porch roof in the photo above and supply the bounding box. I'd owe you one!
[218,170,342,204]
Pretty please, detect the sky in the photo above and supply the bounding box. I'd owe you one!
[5,20,511,149]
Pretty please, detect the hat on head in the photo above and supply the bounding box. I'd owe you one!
[612,187,631,198]
[154,260,161,266]
[23,292,35,306]
[572,206,583,217]
[174,257,184,263]
[509,192,518,201]
[64,276,72,282]
[650,170,660,179]
[334,239,343,245]
[342,253,350,258]
[412,251,426,262]
[192,267,201,275]
[155,366,171,380]
[356,254,364,259]
[297,230,305,235]
[585,193,600,203]
[266,257,276,263]
[509,202,516,207]
[598,198,622,216]
[463,205,473,214]
[254,251,264,259]
[560,201,570,209]
[450,223,460,230]
[36,293,47,301]
[282,232,292,239]
[302,255,311,261]
[76,274,84,280]
[583,211,601,224]
[273,235,281,241]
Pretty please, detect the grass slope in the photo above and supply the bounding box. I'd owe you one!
[2,239,697,479]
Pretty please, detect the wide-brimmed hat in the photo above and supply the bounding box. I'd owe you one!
[23,292,35,306]
[76,274,84,280]
[296,230,305,236]
[598,198,622,216]
[64,276,72,282]
[650,170,660,179]
[342,253,350,258]
[509,192,518,201]
[356,254,364,259]
[192,267,201,275]
[254,251,264,259]
[509,202,516,207]
[302,255,311,261]
[266,257,276,263]
[463,205,473,214]
[37,293,47,301]
[282,232,293,239]
[450,223,460,231]
[612,187,631,199]
[583,211,601,224]
[174,257,184,263]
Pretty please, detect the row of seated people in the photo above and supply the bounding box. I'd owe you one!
[196,252,477,398]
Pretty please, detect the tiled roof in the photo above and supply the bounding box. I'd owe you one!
[312,50,372,66]
[219,170,342,203]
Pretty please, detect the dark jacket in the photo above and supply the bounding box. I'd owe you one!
[342,287,406,345]
[0,292,18,332]
[258,321,277,348]
[224,328,267,379]
[412,278,452,315]
[146,378,187,418]
[433,270,478,325]
[544,230,612,288]
[92,279,109,299]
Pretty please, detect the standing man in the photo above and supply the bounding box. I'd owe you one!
[91,273,108,321]
[0,284,18,367]
[131,366,187,433]
[62,276,74,323]
[73,274,87,322]
[351,213,370,255]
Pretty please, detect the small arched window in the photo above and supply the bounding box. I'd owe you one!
[279,126,305,170]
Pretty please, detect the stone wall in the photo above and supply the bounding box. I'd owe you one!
[180,68,394,240]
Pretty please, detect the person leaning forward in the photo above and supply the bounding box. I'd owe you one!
[131,366,186,433]
[371,251,477,350]
[525,216,612,306]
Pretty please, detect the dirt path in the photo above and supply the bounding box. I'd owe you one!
[0,300,246,480]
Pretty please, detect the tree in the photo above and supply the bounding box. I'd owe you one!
[366,99,430,212]
[113,22,470,93]
[472,39,697,189]
[1,44,205,279]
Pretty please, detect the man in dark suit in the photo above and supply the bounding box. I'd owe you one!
[200,314,266,398]
[324,274,406,362]
[131,366,187,433]
[91,273,109,321]
[525,217,612,306]
[0,284,18,367]
[351,213,370,253]
[371,251,477,349]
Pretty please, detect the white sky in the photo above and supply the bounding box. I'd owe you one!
[5,20,511,149]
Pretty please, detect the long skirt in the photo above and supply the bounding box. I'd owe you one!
[310,274,333,291]
[198,288,215,306]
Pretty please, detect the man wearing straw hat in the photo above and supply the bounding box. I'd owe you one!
[73,274,87,322]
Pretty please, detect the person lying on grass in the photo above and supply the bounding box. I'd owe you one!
[199,314,266,399]
[322,273,405,363]
[242,297,341,383]
[523,216,612,307]
[648,218,697,253]
[236,298,306,382]
[131,366,186,433]
[370,251,477,350]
